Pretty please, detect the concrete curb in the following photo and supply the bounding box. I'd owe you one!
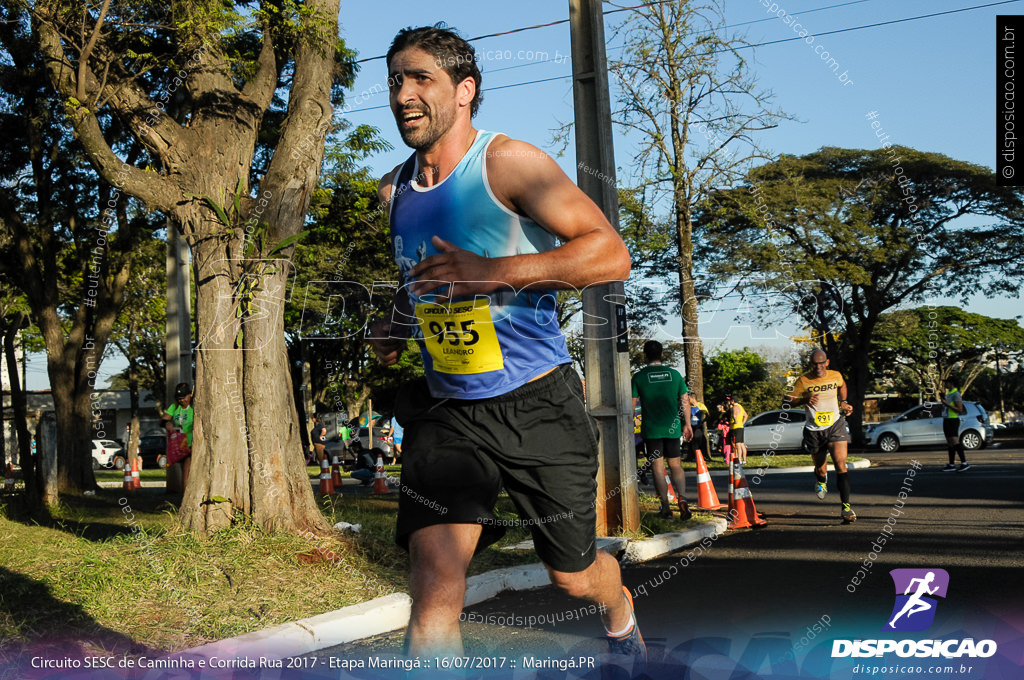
[621,517,728,564]
[178,593,413,662]
[181,518,725,659]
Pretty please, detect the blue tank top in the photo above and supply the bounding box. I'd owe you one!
[388,130,570,399]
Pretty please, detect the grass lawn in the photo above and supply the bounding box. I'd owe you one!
[0,455,781,664]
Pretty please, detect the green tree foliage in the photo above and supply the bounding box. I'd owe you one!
[703,348,787,415]
[0,5,162,497]
[969,365,1024,419]
[873,306,1024,400]
[24,0,357,532]
[286,125,422,421]
[698,147,1024,441]
[563,188,681,372]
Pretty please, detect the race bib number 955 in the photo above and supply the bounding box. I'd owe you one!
[416,299,504,375]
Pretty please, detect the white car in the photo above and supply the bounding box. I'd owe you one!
[91,439,121,469]
[741,409,809,452]
[866,402,993,453]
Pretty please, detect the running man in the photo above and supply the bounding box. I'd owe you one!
[784,350,857,523]
[888,572,939,628]
[631,340,694,520]
[367,26,641,665]
[725,395,748,464]
[940,378,969,472]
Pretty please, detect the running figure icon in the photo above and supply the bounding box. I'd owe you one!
[888,572,939,628]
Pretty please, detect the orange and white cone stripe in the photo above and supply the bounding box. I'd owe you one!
[318,458,335,495]
[123,461,134,492]
[331,454,343,489]
[372,454,389,495]
[695,450,726,510]
[728,463,767,529]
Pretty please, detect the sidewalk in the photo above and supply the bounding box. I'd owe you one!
[176,517,730,662]
[122,458,871,661]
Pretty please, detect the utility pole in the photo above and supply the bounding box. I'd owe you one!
[569,0,639,534]
[165,225,192,492]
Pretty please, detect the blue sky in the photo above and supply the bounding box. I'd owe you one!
[26,1,1021,389]
[332,0,1022,355]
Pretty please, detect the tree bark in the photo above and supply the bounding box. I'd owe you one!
[675,202,705,403]
[34,0,340,534]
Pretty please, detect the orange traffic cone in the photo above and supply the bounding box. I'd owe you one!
[4,464,14,493]
[318,458,335,495]
[131,457,141,490]
[371,454,389,495]
[663,474,677,503]
[331,454,343,489]
[694,449,726,510]
[728,462,767,529]
[122,460,134,492]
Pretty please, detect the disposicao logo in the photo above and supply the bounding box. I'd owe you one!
[883,568,949,632]
[832,568,998,659]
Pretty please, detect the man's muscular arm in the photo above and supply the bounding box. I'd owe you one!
[408,137,630,299]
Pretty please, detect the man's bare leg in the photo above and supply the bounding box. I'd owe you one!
[830,440,855,521]
[829,440,849,474]
[547,551,631,633]
[406,523,481,657]
[650,455,669,508]
[666,457,686,500]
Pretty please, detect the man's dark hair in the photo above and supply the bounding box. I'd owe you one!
[642,340,663,362]
[386,24,483,117]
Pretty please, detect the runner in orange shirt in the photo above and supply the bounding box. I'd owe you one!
[785,350,856,523]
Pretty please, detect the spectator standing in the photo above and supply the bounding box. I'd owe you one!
[631,340,694,520]
[310,415,327,465]
[940,378,969,472]
[162,382,194,489]
[688,399,711,461]
[388,416,404,461]
[725,395,748,464]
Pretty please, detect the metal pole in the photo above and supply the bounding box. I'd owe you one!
[569,0,638,534]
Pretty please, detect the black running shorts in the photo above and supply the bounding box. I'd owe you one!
[393,364,600,573]
[802,416,852,458]
[729,428,745,445]
[644,438,681,460]
[943,418,960,439]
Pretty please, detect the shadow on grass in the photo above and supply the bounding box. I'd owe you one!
[2,488,180,543]
[0,566,155,675]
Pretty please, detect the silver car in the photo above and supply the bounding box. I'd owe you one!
[741,409,809,452]
[866,402,992,453]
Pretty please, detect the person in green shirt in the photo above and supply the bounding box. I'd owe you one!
[631,340,693,520]
[940,378,969,472]
[162,382,194,487]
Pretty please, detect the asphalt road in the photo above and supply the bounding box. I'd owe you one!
[314,443,1024,679]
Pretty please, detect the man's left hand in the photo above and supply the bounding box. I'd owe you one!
[683,424,694,442]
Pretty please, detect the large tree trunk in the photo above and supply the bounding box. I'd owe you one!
[35,0,340,534]
[127,361,141,465]
[675,205,705,402]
